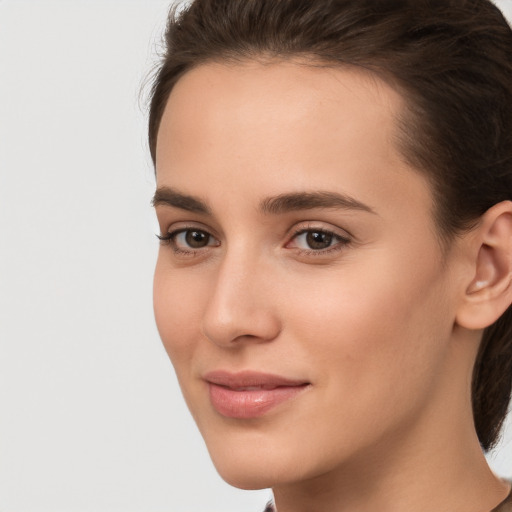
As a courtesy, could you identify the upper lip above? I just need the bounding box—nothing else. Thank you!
[204,370,309,390]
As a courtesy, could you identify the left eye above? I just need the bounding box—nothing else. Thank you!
[158,228,220,251]
[290,229,348,251]
[175,229,213,249]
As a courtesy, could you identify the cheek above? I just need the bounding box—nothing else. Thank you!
[280,249,453,415]
[153,256,205,368]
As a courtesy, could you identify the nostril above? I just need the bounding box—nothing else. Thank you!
[201,309,281,347]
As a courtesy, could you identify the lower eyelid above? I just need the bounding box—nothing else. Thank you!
[300,242,347,254]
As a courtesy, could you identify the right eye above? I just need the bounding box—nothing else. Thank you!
[157,228,220,253]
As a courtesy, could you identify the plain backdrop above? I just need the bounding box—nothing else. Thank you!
[0,1,510,511]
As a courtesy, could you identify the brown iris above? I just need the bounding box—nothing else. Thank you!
[185,230,210,248]
[306,231,333,250]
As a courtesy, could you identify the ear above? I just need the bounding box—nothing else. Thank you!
[456,201,512,330]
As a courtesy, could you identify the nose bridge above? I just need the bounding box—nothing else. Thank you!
[201,242,280,346]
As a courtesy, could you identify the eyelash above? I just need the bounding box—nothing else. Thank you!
[157,225,351,257]
[156,227,218,256]
[287,227,351,256]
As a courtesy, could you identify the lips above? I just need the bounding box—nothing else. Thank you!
[204,370,310,419]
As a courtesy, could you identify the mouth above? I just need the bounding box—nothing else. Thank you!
[204,370,311,419]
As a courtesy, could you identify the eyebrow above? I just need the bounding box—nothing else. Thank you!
[260,191,376,215]
[152,187,375,216]
[152,186,211,215]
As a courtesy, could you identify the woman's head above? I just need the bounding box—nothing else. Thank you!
[149,0,512,481]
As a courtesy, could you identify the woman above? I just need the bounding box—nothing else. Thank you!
[148,0,512,510]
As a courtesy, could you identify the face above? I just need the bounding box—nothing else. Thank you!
[153,61,462,489]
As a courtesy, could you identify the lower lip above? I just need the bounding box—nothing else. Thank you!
[208,383,308,419]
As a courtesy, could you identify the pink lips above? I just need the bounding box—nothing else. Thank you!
[204,370,310,419]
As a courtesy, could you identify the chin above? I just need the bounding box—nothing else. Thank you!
[204,435,282,489]
[202,428,336,491]
[218,471,274,491]
[211,455,292,490]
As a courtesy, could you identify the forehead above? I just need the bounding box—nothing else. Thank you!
[155,60,433,226]
[157,60,404,168]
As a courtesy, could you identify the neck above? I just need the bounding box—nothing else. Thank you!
[273,438,508,512]
[272,422,509,512]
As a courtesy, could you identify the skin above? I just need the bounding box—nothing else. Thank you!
[153,61,512,512]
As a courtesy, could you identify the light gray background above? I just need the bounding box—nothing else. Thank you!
[0,1,510,511]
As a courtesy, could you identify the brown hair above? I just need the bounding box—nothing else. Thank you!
[148,0,512,451]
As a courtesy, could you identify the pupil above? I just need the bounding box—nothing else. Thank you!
[186,230,209,248]
[306,231,332,249]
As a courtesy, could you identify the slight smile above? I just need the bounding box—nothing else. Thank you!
[204,371,311,419]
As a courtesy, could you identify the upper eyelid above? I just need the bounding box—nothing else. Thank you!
[158,220,352,244]
[288,221,353,240]
[166,226,220,243]
[160,221,220,238]
[292,226,347,237]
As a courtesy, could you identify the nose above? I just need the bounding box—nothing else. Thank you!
[201,251,282,347]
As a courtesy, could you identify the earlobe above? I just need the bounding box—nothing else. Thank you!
[456,201,512,330]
